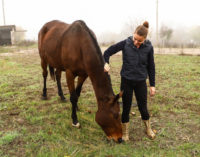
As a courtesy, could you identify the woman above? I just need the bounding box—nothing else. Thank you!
[103,21,156,141]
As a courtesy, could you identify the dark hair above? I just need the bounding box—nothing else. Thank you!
[134,21,149,38]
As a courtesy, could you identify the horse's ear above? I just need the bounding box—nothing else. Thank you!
[113,91,123,104]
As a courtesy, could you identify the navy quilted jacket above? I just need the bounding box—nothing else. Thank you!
[103,36,155,86]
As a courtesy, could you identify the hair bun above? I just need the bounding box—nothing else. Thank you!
[143,21,149,29]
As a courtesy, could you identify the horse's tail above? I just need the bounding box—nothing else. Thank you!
[49,65,55,81]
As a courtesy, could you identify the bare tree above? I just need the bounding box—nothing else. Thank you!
[121,18,144,37]
[160,25,173,47]
[98,18,155,46]
[120,18,153,40]
[190,26,200,46]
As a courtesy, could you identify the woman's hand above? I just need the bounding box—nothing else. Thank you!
[149,87,156,96]
[104,63,110,72]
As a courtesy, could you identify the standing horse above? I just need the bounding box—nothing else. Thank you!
[38,20,122,142]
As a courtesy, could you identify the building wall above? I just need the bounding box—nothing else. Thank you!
[0,30,12,45]
[11,31,26,44]
[0,25,26,45]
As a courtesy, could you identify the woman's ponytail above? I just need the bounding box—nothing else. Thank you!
[134,21,149,39]
[143,21,149,29]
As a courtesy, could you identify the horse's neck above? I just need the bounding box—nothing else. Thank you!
[81,33,114,104]
[88,69,114,105]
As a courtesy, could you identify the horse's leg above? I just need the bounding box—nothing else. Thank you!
[66,70,80,128]
[75,75,88,110]
[55,69,66,101]
[76,75,88,97]
[41,59,48,100]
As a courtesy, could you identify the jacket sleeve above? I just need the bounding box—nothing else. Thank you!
[147,46,155,87]
[103,40,126,64]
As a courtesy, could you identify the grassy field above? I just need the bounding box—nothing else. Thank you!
[0,43,37,54]
[0,48,200,157]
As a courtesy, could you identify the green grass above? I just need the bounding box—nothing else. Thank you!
[0,131,20,146]
[0,48,200,157]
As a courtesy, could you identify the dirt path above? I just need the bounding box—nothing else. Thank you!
[0,48,38,57]
[101,46,200,56]
[1,47,200,57]
[154,47,200,55]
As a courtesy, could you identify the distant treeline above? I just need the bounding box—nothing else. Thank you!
[98,19,200,48]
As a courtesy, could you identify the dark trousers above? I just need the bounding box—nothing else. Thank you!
[121,77,150,123]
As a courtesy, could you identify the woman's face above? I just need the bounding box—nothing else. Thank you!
[133,33,145,48]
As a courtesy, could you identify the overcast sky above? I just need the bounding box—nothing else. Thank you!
[0,0,199,39]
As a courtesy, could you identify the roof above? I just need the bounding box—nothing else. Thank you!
[0,25,16,31]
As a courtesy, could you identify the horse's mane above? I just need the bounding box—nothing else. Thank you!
[59,20,114,94]
[76,20,105,66]
[59,20,104,66]
[77,20,114,95]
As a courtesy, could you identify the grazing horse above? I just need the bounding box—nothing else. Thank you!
[38,20,122,142]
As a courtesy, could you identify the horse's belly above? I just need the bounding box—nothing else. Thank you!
[62,60,86,76]
[46,55,65,70]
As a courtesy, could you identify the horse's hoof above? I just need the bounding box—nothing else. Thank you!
[41,96,47,100]
[118,138,123,143]
[60,98,67,102]
[72,122,81,128]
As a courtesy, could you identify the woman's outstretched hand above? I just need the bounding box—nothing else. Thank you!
[104,63,110,72]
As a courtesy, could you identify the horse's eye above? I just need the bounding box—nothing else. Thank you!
[113,113,119,119]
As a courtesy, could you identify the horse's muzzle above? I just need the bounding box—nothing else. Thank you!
[118,137,122,143]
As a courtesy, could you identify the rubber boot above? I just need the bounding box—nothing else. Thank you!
[122,122,129,141]
[143,119,156,139]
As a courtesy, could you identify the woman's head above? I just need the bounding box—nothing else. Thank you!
[133,21,149,48]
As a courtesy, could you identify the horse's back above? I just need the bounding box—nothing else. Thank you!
[38,20,70,68]
[38,20,100,76]
[59,21,91,75]
[38,20,69,53]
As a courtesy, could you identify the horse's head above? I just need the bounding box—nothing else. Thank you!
[95,92,123,143]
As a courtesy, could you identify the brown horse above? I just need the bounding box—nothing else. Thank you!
[38,20,122,142]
